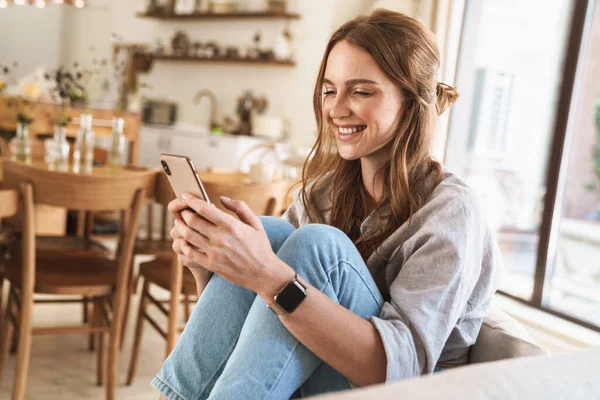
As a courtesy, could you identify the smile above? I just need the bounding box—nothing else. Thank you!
[336,125,367,135]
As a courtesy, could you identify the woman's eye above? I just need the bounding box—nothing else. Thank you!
[354,91,372,97]
[323,90,336,96]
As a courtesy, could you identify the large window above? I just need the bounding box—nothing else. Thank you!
[547,3,600,327]
[446,0,599,330]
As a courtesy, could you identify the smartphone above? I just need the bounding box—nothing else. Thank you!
[159,153,211,204]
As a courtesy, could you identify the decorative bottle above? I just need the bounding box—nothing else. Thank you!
[109,117,126,167]
[72,113,95,173]
[10,121,32,164]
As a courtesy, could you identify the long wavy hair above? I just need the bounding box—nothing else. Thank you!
[301,9,459,262]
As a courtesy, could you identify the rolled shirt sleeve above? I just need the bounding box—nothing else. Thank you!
[369,191,494,381]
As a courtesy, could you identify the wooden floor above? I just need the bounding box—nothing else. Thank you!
[1,284,598,399]
[0,284,170,399]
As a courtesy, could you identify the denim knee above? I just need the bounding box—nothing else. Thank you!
[284,223,354,254]
[259,216,296,253]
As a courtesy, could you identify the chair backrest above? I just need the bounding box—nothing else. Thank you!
[2,160,155,277]
[0,189,19,250]
[202,178,292,217]
[470,305,550,363]
[142,171,176,243]
[0,189,19,222]
[2,160,154,212]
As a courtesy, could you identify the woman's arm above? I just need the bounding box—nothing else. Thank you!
[188,267,213,297]
[172,194,387,386]
[257,263,387,387]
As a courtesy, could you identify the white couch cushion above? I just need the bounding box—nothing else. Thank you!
[311,346,600,400]
[470,305,549,363]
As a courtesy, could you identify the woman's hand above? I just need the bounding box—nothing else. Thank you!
[171,193,295,298]
[168,198,206,270]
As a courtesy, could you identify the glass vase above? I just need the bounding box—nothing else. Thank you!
[53,125,70,171]
[10,122,32,164]
[73,113,96,174]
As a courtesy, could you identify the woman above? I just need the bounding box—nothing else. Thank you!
[152,9,504,400]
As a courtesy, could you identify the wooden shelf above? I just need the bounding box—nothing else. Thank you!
[136,11,300,20]
[152,54,295,66]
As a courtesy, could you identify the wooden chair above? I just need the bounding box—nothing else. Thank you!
[0,189,19,380]
[125,173,292,384]
[0,160,153,400]
[203,176,293,217]
[125,171,198,385]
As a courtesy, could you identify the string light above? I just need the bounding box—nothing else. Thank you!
[0,0,87,7]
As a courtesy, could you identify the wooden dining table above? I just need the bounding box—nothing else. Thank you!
[0,158,296,235]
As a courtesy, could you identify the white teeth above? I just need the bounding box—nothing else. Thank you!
[338,126,366,135]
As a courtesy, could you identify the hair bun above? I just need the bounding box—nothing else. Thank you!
[436,82,459,115]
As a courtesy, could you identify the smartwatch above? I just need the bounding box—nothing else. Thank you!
[267,273,308,315]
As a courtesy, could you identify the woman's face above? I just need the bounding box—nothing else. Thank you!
[322,40,403,168]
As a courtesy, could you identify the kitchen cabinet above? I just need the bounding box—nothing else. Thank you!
[139,125,277,237]
[139,125,272,171]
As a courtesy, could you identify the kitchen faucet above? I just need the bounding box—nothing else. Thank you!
[193,89,218,131]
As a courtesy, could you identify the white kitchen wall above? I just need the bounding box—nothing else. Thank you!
[0,6,65,80]
[1,0,444,150]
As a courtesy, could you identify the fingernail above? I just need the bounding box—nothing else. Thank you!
[182,193,190,202]
[220,196,231,202]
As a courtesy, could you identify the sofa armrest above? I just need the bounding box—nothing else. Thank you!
[470,305,549,363]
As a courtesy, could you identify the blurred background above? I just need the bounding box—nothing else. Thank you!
[0,0,599,398]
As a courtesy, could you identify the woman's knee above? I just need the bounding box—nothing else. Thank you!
[283,224,354,253]
[259,216,296,253]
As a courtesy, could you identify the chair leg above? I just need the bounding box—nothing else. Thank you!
[96,298,106,386]
[83,296,89,323]
[0,282,13,384]
[183,295,191,323]
[12,283,34,400]
[9,289,20,355]
[166,257,183,357]
[88,298,96,352]
[106,257,132,400]
[86,299,101,351]
[119,256,138,352]
[126,279,149,385]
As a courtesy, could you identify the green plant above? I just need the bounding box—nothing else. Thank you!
[6,96,35,125]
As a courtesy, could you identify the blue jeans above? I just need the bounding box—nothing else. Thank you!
[151,217,385,400]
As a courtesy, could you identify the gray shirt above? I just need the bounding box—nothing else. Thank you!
[281,169,505,382]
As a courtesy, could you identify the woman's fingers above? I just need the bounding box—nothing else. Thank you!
[182,193,238,228]
[174,219,210,251]
[219,197,262,230]
[180,209,219,239]
[179,240,210,270]
[167,198,187,219]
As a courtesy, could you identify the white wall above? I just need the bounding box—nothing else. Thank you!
[1,0,440,149]
[0,6,65,79]
[74,0,339,148]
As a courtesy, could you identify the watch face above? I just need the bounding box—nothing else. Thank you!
[276,280,307,313]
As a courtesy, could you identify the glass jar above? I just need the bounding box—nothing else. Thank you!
[109,117,126,167]
[10,121,32,164]
[52,124,70,171]
[72,113,95,174]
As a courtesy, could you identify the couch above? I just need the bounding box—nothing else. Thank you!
[313,306,600,399]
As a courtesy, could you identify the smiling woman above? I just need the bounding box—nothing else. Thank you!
[152,9,503,400]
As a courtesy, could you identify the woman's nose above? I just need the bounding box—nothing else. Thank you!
[328,96,351,119]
